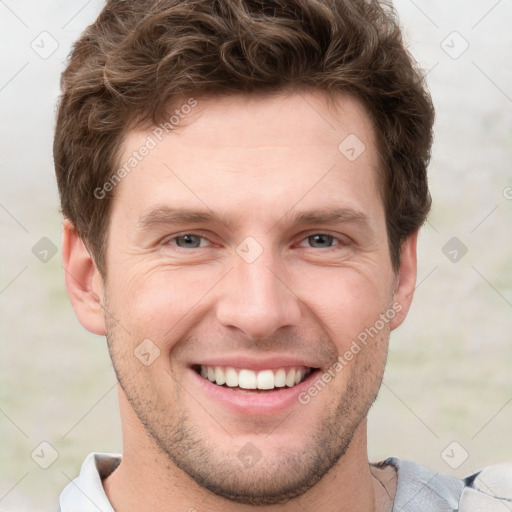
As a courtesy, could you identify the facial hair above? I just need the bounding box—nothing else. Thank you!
[104,298,389,505]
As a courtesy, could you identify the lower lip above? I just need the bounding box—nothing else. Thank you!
[189,368,321,416]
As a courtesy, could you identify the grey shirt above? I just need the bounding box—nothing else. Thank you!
[59,453,512,511]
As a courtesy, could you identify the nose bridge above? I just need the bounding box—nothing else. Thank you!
[215,245,301,339]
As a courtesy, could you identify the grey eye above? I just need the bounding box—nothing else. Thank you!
[307,234,334,248]
[174,234,203,248]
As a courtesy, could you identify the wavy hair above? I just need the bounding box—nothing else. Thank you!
[54,0,434,274]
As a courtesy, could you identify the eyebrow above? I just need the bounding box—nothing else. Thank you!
[137,207,229,230]
[136,206,371,232]
[286,208,371,228]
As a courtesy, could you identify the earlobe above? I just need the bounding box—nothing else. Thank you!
[62,220,106,335]
[390,231,418,331]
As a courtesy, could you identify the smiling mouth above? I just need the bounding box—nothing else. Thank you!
[192,364,317,392]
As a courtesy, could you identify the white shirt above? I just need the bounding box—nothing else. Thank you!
[59,453,512,511]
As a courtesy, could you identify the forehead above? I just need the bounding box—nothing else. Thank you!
[113,91,383,229]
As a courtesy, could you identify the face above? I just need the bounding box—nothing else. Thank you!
[75,91,415,505]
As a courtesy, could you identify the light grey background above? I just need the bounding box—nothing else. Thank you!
[1,0,511,510]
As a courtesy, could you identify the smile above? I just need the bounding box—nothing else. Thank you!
[193,365,315,391]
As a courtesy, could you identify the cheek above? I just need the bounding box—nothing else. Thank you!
[292,265,394,353]
[107,264,222,346]
[106,252,394,354]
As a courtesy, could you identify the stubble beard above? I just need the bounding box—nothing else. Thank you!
[104,309,388,505]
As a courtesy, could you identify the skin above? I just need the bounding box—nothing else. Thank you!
[63,90,417,511]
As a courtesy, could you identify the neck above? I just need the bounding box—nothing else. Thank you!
[104,389,387,512]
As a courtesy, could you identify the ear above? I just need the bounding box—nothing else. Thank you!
[62,220,106,335]
[390,231,418,330]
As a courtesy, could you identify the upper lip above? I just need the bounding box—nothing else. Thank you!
[191,355,321,371]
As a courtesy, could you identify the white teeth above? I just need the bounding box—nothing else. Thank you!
[257,370,275,390]
[198,365,312,390]
[274,369,286,387]
[285,368,296,387]
[238,369,257,389]
[214,366,225,385]
[225,367,238,387]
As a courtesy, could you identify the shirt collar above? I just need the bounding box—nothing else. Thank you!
[59,452,121,512]
[60,453,468,512]
[383,457,464,511]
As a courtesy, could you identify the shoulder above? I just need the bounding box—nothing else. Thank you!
[459,464,512,511]
[378,457,512,512]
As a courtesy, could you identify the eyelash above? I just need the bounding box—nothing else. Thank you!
[164,232,351,251]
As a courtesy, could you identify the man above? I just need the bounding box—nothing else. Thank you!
[54,0,511,510]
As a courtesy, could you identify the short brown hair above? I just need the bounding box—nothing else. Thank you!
[54,0,434,275]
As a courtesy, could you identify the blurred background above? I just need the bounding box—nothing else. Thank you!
[0,0,511,510]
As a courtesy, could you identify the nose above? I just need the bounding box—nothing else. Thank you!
[215,249,302,340]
